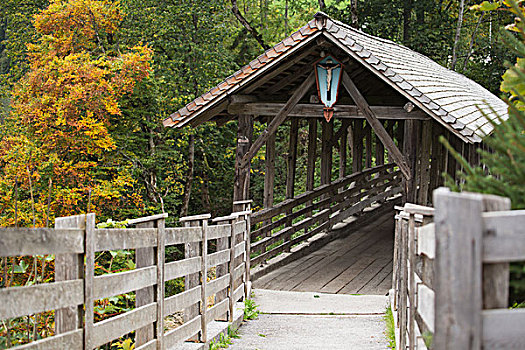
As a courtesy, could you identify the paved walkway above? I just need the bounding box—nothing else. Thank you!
[229,289,389,350]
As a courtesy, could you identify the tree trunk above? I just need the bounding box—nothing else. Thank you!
[462,13,484,71]
[318,0,326,10]
[451,0,466,71]
[180,133,195,217]
[403,0,412,43]
[350,0,358,28]
[231,0,269,50]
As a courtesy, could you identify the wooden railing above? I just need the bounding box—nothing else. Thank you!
[250,163,403,267]
[393,188,525,350]
[0,206,251,350]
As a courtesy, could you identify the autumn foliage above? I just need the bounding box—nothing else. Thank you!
[0,0,152,225]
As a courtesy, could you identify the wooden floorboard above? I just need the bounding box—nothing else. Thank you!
[253,212,395,295]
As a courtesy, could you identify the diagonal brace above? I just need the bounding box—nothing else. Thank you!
[239,71,316,169]
[341,71,411,179]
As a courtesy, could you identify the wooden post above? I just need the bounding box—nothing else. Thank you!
[446,133,457,183]
[352,120,363,173]
[234,115,254,206]
[135,220,155,346]
[408,213,416,350]
[237,201,252,299]
[481,194,511,309]
[417,121,432,205]
[433,188,484,350]
[200,219,208,342]
[155,216,166,349]
[339,120,349,179]
[375,121,385,166]
[263,120,276,229]
[403,120,419,203]
[429,124,443,200]
[285,119,299,232]
[54,215,87,334]
[321,119,333,185]
[398,213,408,350]
[365,123,372,168]
[83,214,96,350]
[306,119,317,216]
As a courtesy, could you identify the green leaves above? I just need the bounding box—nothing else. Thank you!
[470,1,501,12]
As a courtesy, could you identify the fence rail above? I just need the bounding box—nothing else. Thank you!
[393,188,525,350]
[250,163,402,266]
[0,202,252,350]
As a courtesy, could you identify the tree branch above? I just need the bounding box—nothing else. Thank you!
[231,0,269,50]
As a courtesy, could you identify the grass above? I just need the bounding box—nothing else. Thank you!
[209,326,240,350]
[384,307,395,350]
[243,298,260,321]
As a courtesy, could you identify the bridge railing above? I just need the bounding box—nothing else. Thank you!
[250,163,403,267]
[0,207,251,349]
[393,188,525,350]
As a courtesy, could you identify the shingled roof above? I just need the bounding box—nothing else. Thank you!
[163,13,508,143]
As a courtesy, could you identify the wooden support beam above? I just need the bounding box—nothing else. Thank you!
[403,120,419,203]
[418,121,432,205]
[321,120,333,185]
[352,120,363,173]
[429,124,443,199]
[228,103,429,120]
[234,115,254,204]
[306,119,317,192]
[341,71,411,179]
[263,120,276,229]
[339,120,349,179]
[365,123,372,168]
[286,119,299,200]
[375,121,385,165]
[239,72,315,169]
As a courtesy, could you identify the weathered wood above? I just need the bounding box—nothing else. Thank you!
[127,213,168,225]
[234,114,254,204]
[484,236,525,263]
[165,227,202,245]
[206,299,229,324]
[417,223,435,259]
[208,249,230,268]
[403,120,419,202]
[364,123,372,168]
[163,315,200,345]
[352,120,363,173]
[263,122,276,228]
[54,215,85,334]
[165,257,201,281]
[482,308,525,349]
[164,286,201,316]
[321,119,333,186]
[0,280,84,320]
[342,71,411,179]
[446,133,457,182]
[286,118,299,201]
[206,274,229,298]
[91,304,157,349]
[207,224,231,240]
[228,103,430,120]
[10,330,83,350]
[306,118,318,215]
[339,120,349,179]
[156,217,165,349]
[93,267,156,300]
[95,228,157,251]
[408,214,416,350]
[375,121,385,166]
[200,219,208,342]
[417,283,435,333]
[135,220,155,346]
[228,217,237,320]
[481,195,511,310]
[239,72,315,169]
[183,220,201,325]
[399,211,408,350]
[433,188,483,350]
[0,228,84,257]
[418,121,432,205]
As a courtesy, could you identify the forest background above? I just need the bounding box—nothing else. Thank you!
[0,0,515,226]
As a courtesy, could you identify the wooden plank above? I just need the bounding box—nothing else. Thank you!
[233,114,253,204]
[403,120,419,202]
[10,329,83,350]
[164,286,201,316]
[429,123,442,196]
[399,211,408,350]
[418,121,432,205]
[321,119,333,186]
[482,210,525,235]
[306,119,317,200]
[342,71,410,179]
[164,315,201,345]
[91,303,157,348]
[375,121,385,166]
[134,340,156,350]
[339,120,349,179]
[408,214,417,350]
[93,267,156,300]
[95,228,157,251]
[127,213,168,225]
[208,249,230,268]
[239,72,315,169]
[481,195,512,310]
[0,280,83,320]
[207,224,231,240]
[165,257,201,281]
[415,254,434,289]
[206,274,230,298]
[228,103,430,119]
[228,218,237,320]
[352,120,363,173]
[200,219,208,342]
[84,214,96,350]
[207,299,229,322]
[234,241,246,258]
[364,123,372,168]
[183,221,201,324]
[156,217,165,349]
[417,283,435,333]
[417,223,435,259]
[286,118,299,200]
[54,214,85,334]
[484,235,525,263]
[403,203,435,216]
[482,308,525,349]
[433,188,483,350]
[0,228,84,257]
[263,124,276,227]
[135,220,155,346]
[165,227,202,245]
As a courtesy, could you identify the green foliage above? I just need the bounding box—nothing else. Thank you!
[243,298,260,321]
[209,327,239,350]
[384,307,395,349]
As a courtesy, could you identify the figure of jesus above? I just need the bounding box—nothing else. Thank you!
[317,58,340,102]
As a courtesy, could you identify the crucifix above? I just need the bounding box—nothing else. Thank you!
[318,58,339,102]
[315,55,343,122]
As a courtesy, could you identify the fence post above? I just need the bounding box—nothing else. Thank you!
[180,214,210,343]
[156,216,166,350]
[54,214,88,334]
[234,200,252,299]
[84,214,96,350]
[408,213,416,350]
[135,219,155,346]
[433,188,484,350]
[399,212,408,350]
[480,194,511,309]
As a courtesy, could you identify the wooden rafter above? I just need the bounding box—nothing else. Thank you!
[239,72,316,169]
[342,71,411,179]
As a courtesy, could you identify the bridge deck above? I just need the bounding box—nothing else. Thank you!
[253,213,394,295]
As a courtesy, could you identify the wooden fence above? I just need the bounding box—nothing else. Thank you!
[250,163,402,266]
[392,187,525,350]
[0,203,252,350]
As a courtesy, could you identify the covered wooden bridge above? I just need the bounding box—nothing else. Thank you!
[164,13,507,294]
